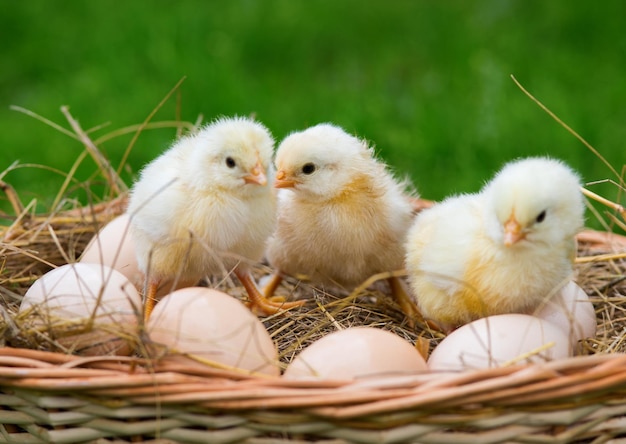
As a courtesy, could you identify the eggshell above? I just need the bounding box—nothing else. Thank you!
[147,287,279,376]
[80,214,142,289]
[534,281,596,350]
[283,327,428,380]
[20,263,141,356]
[428,314,571,372]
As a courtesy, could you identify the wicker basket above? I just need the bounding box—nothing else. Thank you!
[1,347,626,444]
[2,196,626,443]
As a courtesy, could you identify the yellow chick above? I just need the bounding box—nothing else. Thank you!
[264,123,421,320]
[405,157,585,332]
[126,116,303,319]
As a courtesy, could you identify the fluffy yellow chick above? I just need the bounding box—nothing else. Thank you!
[126,116,303,320]
[264,123,421,320]
[405,157,585,332]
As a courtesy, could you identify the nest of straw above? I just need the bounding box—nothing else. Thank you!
[2,188,625,361]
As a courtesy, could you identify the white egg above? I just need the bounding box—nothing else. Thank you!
[428,314,571,372]
[80,214,142,289]
[147,287,279,377]
[534,281,596,351]
[20,263,141,356]
[283,327,428,380]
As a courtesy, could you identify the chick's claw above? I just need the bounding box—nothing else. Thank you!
[235,268,304,315]
[248,296,306,316]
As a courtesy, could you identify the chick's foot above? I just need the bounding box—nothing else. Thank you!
[236,268,305,315]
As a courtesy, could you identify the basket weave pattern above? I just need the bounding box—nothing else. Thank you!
[2,348,626,443]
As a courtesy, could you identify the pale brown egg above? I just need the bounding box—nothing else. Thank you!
[283,327,428,380]
[20,263,141,356]
[80,214,142,289]
[427,314,571,372]
[146,287,279,376]
[534,281,596,351]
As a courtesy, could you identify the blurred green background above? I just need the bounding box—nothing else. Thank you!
[1,1,625,230]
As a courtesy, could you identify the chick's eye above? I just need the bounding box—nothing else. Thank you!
[301,162,316,175]
[535,210,547,223]
[225,157,236,168]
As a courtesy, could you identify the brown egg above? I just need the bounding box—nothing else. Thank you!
[80,214,142,289]
[534,281,596,351]
[147,287,279,376]
[283,327,428,380]
[20,263,141,356]
[427,314,571,372]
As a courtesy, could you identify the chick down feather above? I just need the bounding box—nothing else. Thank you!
[405,156,585,332]
[266,123,417,288]
[126,116,277,312]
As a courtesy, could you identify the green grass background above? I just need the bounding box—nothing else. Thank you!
[1,1,625,230]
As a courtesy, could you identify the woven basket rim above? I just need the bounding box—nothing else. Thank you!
[1,346,626,415]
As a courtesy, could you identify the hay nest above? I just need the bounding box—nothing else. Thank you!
[2,178,626,363]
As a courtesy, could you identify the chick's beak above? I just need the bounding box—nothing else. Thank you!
[244,162,267,186]
[503,215,524,246]
[274,169,297,188]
